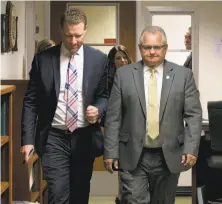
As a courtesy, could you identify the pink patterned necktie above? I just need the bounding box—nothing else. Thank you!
[64,55,78,132]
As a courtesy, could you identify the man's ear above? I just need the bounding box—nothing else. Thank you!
[84,24,88,31]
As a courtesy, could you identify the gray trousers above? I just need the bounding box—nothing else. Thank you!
[119,148,180,204]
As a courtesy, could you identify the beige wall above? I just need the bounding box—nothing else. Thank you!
[0,1,50,80]
[1,1,26,79]
[68,5,117,44]
[35,1,45,42]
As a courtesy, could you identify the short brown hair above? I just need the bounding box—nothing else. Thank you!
[60,8,87,29]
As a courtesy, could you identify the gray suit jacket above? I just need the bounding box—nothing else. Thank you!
[103,60,202,173]
[183,53,192,69]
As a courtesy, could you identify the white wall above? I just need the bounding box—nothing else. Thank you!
[198,3,222,118]
[1,1,26,79]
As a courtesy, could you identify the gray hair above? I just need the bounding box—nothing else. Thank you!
[60,8,87,29]
[139,26,167,44]
[36,39,55,53]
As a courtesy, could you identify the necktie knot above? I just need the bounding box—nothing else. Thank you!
[69,54,75,62]
[149,68,157,75]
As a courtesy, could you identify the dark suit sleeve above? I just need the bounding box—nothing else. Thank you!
[93,55,109,118]
[183,70,202,157]
[103,70,122,159]
[21,55,39,146]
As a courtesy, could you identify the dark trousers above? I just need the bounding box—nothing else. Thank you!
[41,127,95,204]
[120,148,180,204]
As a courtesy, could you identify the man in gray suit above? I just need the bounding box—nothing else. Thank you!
[184,27,192,69]
[103,26,202,204]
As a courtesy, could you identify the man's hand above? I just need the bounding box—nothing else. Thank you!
[181,154,197,167]
[104,159,118,174]
[20,145,34,164]
[86,105,99,124]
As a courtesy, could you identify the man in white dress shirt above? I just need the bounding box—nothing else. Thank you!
[21,8,108,204]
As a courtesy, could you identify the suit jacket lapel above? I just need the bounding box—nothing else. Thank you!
[52,44,61,99]
[82,45,91,105]
[159,60,175,122]
[132,61,146,118]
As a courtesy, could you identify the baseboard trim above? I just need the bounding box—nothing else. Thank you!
[176,186,192,196]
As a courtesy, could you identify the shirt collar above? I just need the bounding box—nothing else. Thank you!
[144,62,164,74]
[61,43,83,58]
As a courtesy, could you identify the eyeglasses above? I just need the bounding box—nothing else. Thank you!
[140,44,167,51]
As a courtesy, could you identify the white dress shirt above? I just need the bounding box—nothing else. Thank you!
[52,44,88,130]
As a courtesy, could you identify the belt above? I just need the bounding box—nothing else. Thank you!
[51,125,93,135]
[143,147,162,153]
[51,127,73,135]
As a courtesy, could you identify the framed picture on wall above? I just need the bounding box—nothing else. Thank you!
[1,14,7,53]
[5,1,11,52]
[12,16,18,51]
[7,1,16,51]
[1,1,18,53]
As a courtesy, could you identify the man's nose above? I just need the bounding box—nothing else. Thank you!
[70,37,77,44]
[150,48,155,54]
